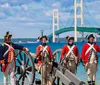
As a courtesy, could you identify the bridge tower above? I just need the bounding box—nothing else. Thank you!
[52,9,59,42]
[74,0,84,42]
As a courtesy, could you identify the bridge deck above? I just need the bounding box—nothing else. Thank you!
[48,27,100,39]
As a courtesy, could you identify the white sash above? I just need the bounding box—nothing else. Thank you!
[85,43,96,55]
[3,43,14,57]
[66,45,75,57]
[40,45,48,54]
[43,46,48,53]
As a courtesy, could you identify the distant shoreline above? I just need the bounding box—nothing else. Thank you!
[0,37,100,43]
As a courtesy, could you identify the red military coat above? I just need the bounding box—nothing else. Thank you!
[82,43,100,65]
[60,45,80,61]
[36,45,54,66]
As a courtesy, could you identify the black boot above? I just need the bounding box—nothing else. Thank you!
[92,81,95,85]
[88,81,92,85]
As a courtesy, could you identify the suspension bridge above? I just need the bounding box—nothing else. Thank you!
[48,0,100,42]
[48,27,100,40]
[0,0,99,85]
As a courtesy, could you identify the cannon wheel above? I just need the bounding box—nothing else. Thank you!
[51,48,62,84]
[15,51,35,85]
[53,48,62,63]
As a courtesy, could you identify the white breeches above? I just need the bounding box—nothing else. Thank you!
[85,62,97,81]
[4,61,16,85]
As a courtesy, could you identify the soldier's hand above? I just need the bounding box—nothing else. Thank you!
[2,63,5,67]
[82,63,85,66]
[50,62,53,65]
[63,60,66,64]
[23,47,29,52]
[30,52,35,58]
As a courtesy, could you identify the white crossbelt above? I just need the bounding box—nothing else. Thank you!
[65,45,78,64]
[3,43,14,58]
[85,43,96,55]
[66,45,75,57]
[40,45,48,53]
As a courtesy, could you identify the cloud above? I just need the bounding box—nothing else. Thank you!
[0,0,99,38]
[33,0,41,3]
[84,0,100,14]
[0,12,6,19]
[0,3,17,17]
[61,0,73,8]
[0,19,52,38]
[44,10,52,17]
[21,4,28,11]
[83,0,100,26]
[95,15,100,20]
[60,12,70,20]
[1,3,10,8]
[52,2,61,7]
[0,0,33,6]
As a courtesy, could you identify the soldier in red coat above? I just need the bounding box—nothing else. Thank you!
[82,34,100,85]
[60,36,80,74]
[36,35,54,85]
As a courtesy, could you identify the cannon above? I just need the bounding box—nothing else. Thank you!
[12,48,86,85]
[52,48,86,85]
[14,50,36,85]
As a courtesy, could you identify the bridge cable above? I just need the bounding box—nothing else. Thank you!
[65,1,74,27]
[84,0,99,27]
[83,5,93,27]
[66,9,74,27]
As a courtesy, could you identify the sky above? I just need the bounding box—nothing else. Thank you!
[0,0,100,38]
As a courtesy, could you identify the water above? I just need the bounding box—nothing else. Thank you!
[0,42,100,84]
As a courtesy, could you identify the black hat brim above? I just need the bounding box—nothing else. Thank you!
[87,34,95,40]
[68,37,74,41]
[40,35,48,41]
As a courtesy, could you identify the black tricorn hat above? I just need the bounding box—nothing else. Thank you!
[4,31,12,39]
[86,34,95,40]
[40,35,48,41]
[66,36,74,41]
